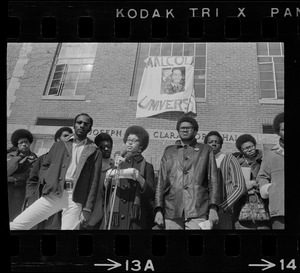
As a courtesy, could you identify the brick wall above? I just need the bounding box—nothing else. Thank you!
[7,42,284,170]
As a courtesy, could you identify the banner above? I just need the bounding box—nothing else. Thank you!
[136,56,196,118]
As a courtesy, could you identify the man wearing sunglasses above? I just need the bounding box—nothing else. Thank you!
[10,113,102,230]
[154,116,220,230]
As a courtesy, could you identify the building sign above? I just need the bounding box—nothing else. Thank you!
[136,56,196,118]
[88,127,279,145]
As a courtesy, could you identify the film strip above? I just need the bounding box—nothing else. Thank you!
[7,0,300,272]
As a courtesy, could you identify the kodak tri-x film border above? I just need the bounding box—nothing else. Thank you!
[7,1,299,272]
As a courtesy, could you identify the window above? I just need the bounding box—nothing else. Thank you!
[36,118,74,126]
[45,43,98,97]
[257,43,284,99]
[131,43,206,99]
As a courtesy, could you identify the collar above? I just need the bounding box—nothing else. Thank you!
[175,138,198,148]
[130,153,144,163]
[271,143,284,156]
[68,134,87,145]
[215,151,225,159]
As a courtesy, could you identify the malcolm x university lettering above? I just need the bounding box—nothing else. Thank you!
[136,56,196,118]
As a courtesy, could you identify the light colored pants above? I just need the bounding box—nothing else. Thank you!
[165,218,206,230]
[10,190,82,230]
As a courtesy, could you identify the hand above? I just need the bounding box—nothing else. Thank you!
[114,155,124,167]
[7,176,16,183]
[80,210,91,224]
[131,168,139,180]
[131,169,146,189]
[246,180,257,190]
[154,211,164,227]
[208,207,219,225]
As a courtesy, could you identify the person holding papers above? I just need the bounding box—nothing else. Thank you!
[101,126,155,230]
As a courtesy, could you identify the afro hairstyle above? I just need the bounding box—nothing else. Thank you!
[94,133,113,148]
[54,127,73,142]
[123,125,149,152]
[176,116,199,132]
[11,129,33,147]
[273,112,284,134]
[235,134,257,151]
[204,131,224,146]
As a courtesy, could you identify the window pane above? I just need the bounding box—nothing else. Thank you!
[67,64,81,72]
[194,69,205,80]
[149,43,161,56]
[61,89,75,96]
[194,84,205,98]
[139,43,150,57]
[55,64,66,72]
[260,72,273,81]
[276,81,284,90]
[275,72,284,81]
[195,57,205,69]
[260,81,274,90]
[48,88,59,95]
[257,43,268,55]
[50,80,60,88]
[273,57,284,63]
[258,57,272,63]
[78,72,91,80]
[275,63,284,71]
[81,64,93,72]
[277,91,284,99]
[53,71,63,80]
[76,81,88,95]
[261,90,275,98]
[161,43,172,56]
[83,58,95,64]
[65,73,79,81]
[269,43,281,55]
[68,59,82,65]
[172,43,183,56]
[184,43,194,56]
[259,63,273,71]
[195,43,206,56]
[63,81,76,90]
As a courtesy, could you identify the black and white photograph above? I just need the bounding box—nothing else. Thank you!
[7,42,285,231]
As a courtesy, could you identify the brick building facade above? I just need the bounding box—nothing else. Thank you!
[7,42,284,172]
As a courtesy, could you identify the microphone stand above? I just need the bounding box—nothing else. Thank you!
[107,162,120,230]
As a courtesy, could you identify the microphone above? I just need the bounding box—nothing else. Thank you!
[114,150,133,168]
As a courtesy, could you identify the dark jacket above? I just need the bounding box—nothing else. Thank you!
[7,150,37,221]
[102,154,155,230]
[40,137,102,212]
[155,138,220,220]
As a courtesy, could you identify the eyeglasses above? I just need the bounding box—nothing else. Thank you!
[126,138,139,144]
[179,126,193,132]
[18,140,30,145]
[76,121,91,126]
[242,145,255,152]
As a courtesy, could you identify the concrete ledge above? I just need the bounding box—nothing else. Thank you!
[42,95,86,101]
[259,99,284,105]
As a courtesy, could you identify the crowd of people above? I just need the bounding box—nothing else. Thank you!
[7,112,284,230]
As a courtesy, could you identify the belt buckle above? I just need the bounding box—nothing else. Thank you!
[66,181,73,190]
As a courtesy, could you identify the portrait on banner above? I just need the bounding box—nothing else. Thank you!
[161,67,186,95]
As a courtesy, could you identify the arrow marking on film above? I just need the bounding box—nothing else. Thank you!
[94,259,122,271]
[249,259,276,271]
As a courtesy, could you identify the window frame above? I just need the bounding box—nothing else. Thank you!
[43,43,97,100]
[257,42,284,104]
